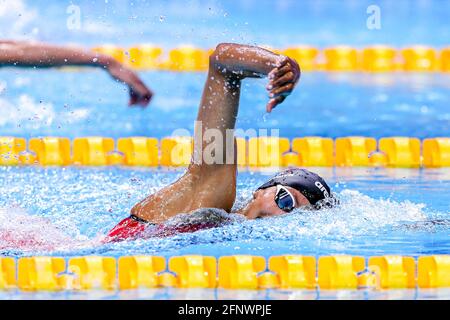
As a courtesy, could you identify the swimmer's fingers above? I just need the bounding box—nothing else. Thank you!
[128,95,137,107]
[277,57,301,82]
[266,77,295,113]
[266,56,300,113]
[270,64,292,79]
[267,71,295,90]
[138,91,153,107]
[275,56,291,68]
[128,86,153,107]
[266,95,286,113]
[267,60,300,89]
[266,71,293,95]
[128,88,141,107]
[270,82,294,98]
[268,64,290,82]
[267,82,293,112]
[268,68,277,80]
[108,60,152,107]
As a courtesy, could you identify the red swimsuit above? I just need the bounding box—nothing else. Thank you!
[104,215,150,242]
[104,214,228,243]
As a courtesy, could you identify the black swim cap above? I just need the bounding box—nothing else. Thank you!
[256,168,336,208]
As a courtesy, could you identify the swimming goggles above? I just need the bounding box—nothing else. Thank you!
[274,185,296,212]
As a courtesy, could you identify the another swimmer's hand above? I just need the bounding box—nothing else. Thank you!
[105,59,153,107]
[265,56,300,113]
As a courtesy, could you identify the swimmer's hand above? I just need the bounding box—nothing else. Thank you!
[265,56,300,113]
[0,41,153,106]
[106,59,153,107]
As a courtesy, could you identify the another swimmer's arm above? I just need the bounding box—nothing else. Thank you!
[0,41,152,106]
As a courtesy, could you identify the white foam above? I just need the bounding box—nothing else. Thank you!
[0,188,434,254]
[0,94,55,127]
[0,80,6,93]
[0,94,89,128]
[0,206,91,253]
[215,189,430,242]
[13,77,31,87]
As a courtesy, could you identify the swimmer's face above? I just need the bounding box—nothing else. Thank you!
[239,186,311,219]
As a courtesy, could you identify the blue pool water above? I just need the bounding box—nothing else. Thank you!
[0,0,449,300]
[0,165,449,259]
[1,70,449,139]
[1,69,449,261]
[0,65,449,268]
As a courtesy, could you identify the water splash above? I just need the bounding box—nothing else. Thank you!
[0,165,447,258]
[178,189,428,243]
[0,94,55,127]
[0,206,93,254]
[3,188,432,255]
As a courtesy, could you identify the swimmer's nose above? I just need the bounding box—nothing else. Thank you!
[253,189,263,199]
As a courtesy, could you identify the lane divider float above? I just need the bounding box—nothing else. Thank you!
[89,45,450,72]
[1,255,449,291]
[1,136,449,168]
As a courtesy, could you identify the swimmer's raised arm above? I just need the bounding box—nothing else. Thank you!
[190,43,301,204]
[0,40,152,106]
[128,43,300,225]
[191,43,300,184]
[208,43,301,112]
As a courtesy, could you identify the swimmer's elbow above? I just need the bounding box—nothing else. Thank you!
[213,43,234,54]
[209,43,235,68]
